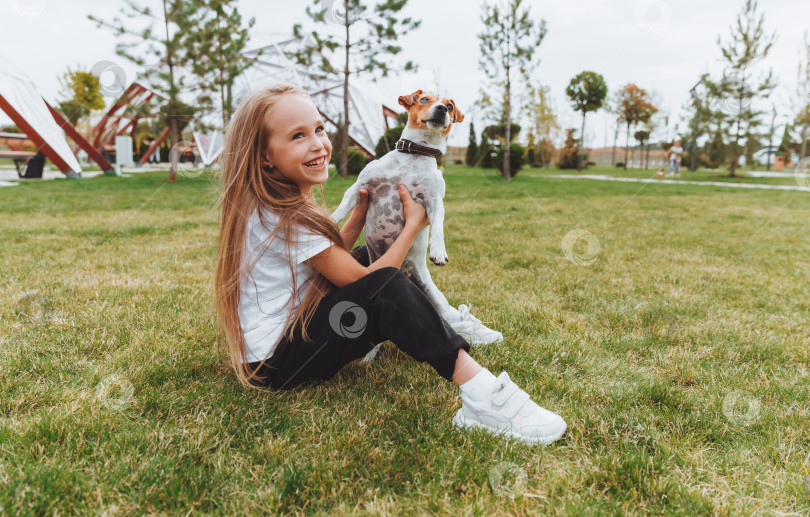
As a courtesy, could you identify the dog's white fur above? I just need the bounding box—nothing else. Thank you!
[330,94,464,359]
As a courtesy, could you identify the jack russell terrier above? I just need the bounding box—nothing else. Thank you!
[330,89,503,360]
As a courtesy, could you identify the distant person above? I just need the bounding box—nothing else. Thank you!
[667,139,683,177]
[144,137,160,163]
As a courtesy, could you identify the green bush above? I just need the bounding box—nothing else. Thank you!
[495,143,526,177]
[375,127,404,158]
[480,143,496,168]
[556,129,580,169]
[331,149,368,175]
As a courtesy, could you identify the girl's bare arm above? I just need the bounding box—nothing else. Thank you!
[308,185,429,288]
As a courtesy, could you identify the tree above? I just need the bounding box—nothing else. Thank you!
[182,0,255,128]
[716,0,776,177]
[565,71,607,171]
[523,83,559,142]
[90,0,202,182]
[479,0,547,180]
[482,123,521,147]
[792,31,810,161]
[634,130,649,169]
[56,67,105,130]
[465,123,479,167]
[290,0,419,178]
[613,84,657,170]
[556,129,581,169]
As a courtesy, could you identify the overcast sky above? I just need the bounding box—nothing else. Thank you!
[1,0,808,148]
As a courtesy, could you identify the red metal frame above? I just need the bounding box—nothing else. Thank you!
[138,126,169,164]
[45,101,114,174]
[0,92,76,175]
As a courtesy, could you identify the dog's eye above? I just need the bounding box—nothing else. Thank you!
[446,104,454,111]
[419,97,430,104]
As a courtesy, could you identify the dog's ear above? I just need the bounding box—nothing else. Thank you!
[448,100,465,123]
[398,89,423,108]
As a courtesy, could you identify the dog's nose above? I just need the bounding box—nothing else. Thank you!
[435,104,447,113]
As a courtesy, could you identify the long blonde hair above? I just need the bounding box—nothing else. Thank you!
[215,83,346,389]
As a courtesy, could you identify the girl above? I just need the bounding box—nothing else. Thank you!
[214,83,567,445]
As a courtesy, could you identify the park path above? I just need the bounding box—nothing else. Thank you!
[537,174,809,192]
[0,165,159,187]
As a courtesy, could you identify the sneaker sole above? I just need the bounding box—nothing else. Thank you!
[451,408,567,445]
[455,332,504,346]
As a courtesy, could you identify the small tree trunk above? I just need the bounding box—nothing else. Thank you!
[801,124,808,161]
[578,111,585,172]
[503,64,512,180]
[612,124,618,166]
[730,117,741,178]
[339,2,351,179]
[217,10,226,129]
[169,117,178,183]
[624,122,630,171]
[163,0,176,183]
[645,142,650,169]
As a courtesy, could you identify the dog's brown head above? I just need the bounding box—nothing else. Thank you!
[398,89,464,138]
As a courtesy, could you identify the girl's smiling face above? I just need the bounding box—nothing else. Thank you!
[264,93,332,195]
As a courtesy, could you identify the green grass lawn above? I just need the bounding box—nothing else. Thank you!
[1,165,809,515]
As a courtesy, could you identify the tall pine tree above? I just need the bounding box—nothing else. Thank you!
[90,0,200,182]
[466,123,478,167]
[182,0,255,129]
[478,0,546,180]
[716,0,776,177]
[289,0,420,178]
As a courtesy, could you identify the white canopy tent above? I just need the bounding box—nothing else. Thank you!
[0,55,82,176]
[191,124,224,166]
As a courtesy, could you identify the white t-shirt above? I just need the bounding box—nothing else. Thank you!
[669,145,683,162]
[238,207,334,363]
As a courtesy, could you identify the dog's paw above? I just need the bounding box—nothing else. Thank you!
[429,246,449,266]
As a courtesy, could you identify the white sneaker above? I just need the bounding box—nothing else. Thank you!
[450,304,503,345]
[452,372,567,445]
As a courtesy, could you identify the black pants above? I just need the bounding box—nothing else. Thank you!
[247,245,470,390]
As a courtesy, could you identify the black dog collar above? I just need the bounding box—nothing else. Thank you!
[395,139,443,158]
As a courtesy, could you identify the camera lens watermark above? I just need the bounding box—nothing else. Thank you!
[488,461,527,499]
[169,141,205,178]
[634,0,672,33]
[717,73,752,115]
[95,374,136,411]
[7,0,46,17]
[399,71,439,102]
[328,301,367,338]
[90,60,128,98]
[322,0,367,25]
[722,389,761,427]
[794,157,810,190]
[15,291,55,323]
[561,229,601,266]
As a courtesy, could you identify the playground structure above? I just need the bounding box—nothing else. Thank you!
[1,33,399,179]
[0,56,165,178]
[0,56,83,177]
[0,56,183,179]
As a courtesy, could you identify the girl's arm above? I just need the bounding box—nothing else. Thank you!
[339,188,368,249]
[307,184,429,288]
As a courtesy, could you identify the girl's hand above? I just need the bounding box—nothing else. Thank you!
[356,188,369,214]
[398,184,429,230]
